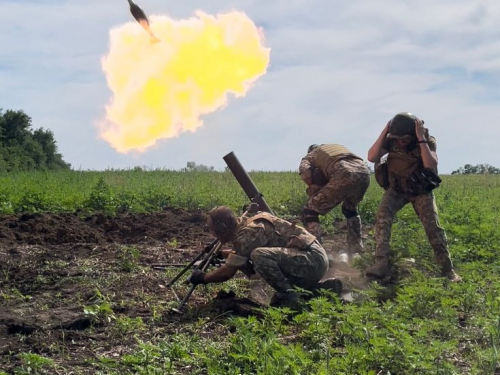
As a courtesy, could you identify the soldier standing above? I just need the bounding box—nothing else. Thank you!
[189,206,342,307]
[365,112,461,282]
[299,144,370,260]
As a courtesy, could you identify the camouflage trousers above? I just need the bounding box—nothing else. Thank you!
[374,188,454,272]
[304,159,370,253]
[250,241,329,293]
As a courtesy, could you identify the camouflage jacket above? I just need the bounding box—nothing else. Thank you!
[299,144,364,182]
[225,212,318,269]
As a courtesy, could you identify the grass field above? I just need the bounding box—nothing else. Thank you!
[1,170,500,374]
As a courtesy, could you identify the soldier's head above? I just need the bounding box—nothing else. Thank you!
[307,144,319,153]
[206,206,238,243]
[388,112,422,147]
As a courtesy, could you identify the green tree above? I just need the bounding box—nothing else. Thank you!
[183,161,215,172]
[0,109,31,145]
[0,108,71,172]
[451,163,500,174]
[32,127,70,169]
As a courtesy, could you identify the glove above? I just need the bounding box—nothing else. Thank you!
[209,254,224,267]
[203,242,216,253]
[189,270,207,285]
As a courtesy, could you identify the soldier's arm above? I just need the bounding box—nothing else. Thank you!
[368,121,390,162]
[416,122,438,171]
[419,135,438,171]
[204,223,270,283]
[299,151,317,185]
[203,264,238,283]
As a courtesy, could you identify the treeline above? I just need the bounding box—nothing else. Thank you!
[183,161,215,172]
[451,163,500,175]
[0,109,70,172]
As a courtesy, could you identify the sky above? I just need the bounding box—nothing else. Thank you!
[1,0,499,173]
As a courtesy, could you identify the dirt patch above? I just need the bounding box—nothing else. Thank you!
[0,208,216,372]
[0,208,207,247]
[0,209,370,373]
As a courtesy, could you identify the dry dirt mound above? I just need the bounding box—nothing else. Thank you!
[0,208,220,373]
[0,209,370,373]
[0,208,207,247]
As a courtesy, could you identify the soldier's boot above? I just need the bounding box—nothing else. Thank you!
[439,258,463,283]
[443,270,462,283]
[312,278,343,297]
[269,290,301,309]
[365,256,391,279]
[346,216,363,261]
[303,209,322,243]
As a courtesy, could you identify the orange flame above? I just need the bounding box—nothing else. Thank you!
[100,10,270,153]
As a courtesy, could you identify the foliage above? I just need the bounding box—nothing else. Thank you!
[0,109,70,172]
[2,171,500,374]
[84,289,116,324]
[117,245,141,272]
[183,161,215,172]
[15,353,55,374]
[452,163,500,175]
[85,177,116,212]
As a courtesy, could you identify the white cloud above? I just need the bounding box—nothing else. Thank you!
[0,0,499,173]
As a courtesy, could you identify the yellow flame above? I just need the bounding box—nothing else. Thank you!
[100,10,270,153]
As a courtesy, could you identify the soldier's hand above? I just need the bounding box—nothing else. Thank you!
[384,120,391,133]
[203,242,216,253]
[209,252,224,266]
[415,118,426,141]
[189,270,207,285]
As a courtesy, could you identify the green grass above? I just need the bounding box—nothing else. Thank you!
[0,169,305,215]
[1,170,500,374]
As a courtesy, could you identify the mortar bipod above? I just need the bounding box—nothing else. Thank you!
[170,240,223,314]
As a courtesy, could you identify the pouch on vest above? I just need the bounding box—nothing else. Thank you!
[311,167,328,185]
[374,160,389,189]
[406,168,442,195]
[226,253,256,278]
[286,233,316,250]
[239,262,256,277]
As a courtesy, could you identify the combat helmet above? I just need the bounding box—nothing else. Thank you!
[388,112,419,138]
[207,206,238,242]
[308,144,320,153]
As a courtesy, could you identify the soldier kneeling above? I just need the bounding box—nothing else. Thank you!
[189,206,342,308]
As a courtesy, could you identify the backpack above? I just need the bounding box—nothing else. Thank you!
[374,158,389,190]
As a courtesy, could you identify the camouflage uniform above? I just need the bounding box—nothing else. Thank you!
[299,144,370,254]
[369,135,456,276]
[225,212,329,292]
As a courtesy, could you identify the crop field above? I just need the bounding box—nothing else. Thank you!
[0,170,500,374]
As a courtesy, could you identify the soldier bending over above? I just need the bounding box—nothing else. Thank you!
[299,144,370,260]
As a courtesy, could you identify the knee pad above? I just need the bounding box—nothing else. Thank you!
[342,206,359,219]
[302,208,319,223]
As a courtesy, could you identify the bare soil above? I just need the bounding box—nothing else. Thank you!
[0,208,368,374]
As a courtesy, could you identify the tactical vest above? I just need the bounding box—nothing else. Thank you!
[387,146,422,178]
[387,144,428,194]
[314,144,362,172]
[243,212,317,250]
[385,128,434,181]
